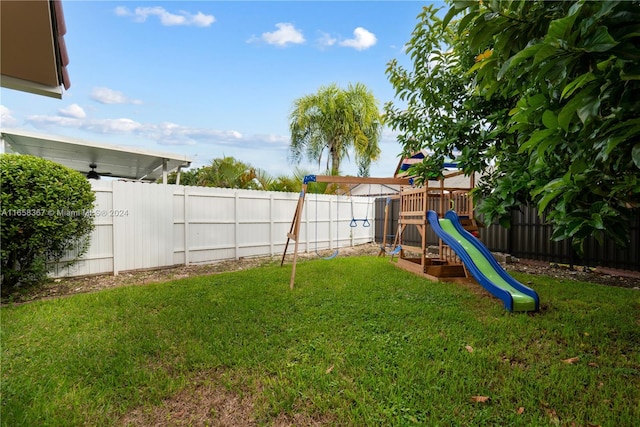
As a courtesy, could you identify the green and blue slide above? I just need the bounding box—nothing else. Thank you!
[427,210,539,312]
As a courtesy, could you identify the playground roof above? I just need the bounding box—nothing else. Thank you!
[394,150,460,178]
[394,150,480,190]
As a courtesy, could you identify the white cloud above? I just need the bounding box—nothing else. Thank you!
[255,23,305,46]
[25,115,143,134]
[114,6,129,17]
[58,104,86,119]
[190,11,216,27]
[251,134,290,147]
[20,109,294,175]
[339,27,377,50]
[25,115,84,128]
[24,112,245,146]
[142,122,243,145]
[316,32,337,49]
[84,118,143,134]
[91,87,142,105]
[0,105,18,127]
[115,6,215,27]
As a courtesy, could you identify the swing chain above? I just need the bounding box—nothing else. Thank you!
[349,184,372,227]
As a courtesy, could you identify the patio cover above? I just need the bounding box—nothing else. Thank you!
[1,129,192,183]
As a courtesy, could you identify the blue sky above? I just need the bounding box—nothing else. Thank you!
[1,1,443,178]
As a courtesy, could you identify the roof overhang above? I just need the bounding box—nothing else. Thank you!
[1,129,192,183]
[0,0,70,99]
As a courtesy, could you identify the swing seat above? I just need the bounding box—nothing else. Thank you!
[389,245,402,255]
[317,249,339,260]
[379,244,401,255]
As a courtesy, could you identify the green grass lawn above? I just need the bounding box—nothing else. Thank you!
[1,257,639,426]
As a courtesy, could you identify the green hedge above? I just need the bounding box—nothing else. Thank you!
[1,154,95,296]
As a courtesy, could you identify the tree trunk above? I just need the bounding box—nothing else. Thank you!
[329,140,341,176]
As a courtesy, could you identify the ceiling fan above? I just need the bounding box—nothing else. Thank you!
[85,163,112,180]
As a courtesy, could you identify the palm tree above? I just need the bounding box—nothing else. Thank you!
[289,82,382,176]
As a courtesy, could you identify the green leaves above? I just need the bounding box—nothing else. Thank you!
[558,88,597,131]
[518,129,555,154]
[541,110,558,129]
[535,178,565,214]
[561,72,596,100]
[633,144,640,169]
[545,2,582,42]
[386,0,639,255]
[580,26,618,52]
[385,3,499,182]
[1,154,96,295]
[497,44,541,81]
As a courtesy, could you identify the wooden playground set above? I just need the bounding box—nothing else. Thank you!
[280,169,479,287]
[383,170,479,281]
[280,164,540,312]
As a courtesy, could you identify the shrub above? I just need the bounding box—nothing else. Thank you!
[0,154,95,296]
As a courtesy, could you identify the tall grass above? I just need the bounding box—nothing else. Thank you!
[1,257,639,426]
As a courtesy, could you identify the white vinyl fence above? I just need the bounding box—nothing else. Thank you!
[51,180,376,278]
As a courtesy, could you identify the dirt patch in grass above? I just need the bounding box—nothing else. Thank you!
[120,373,257,427]
[119,370,334,427]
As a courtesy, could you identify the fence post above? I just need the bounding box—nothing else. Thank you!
[569,237,576,270]
[184,186,190,266]
[111,181,119,276]
[349,196,354,247]
[329,197,334,250]
[235,191,240,260]
[305,193,309,253]
[507,209,514,256]
[369,198,374,243]
[270,193,275,256]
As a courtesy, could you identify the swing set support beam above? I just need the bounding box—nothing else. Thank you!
[304,175,412,185]
[282,175,413,289]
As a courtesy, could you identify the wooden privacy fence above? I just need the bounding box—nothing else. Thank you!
[375,198,640,272]
[51,180,375,278]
